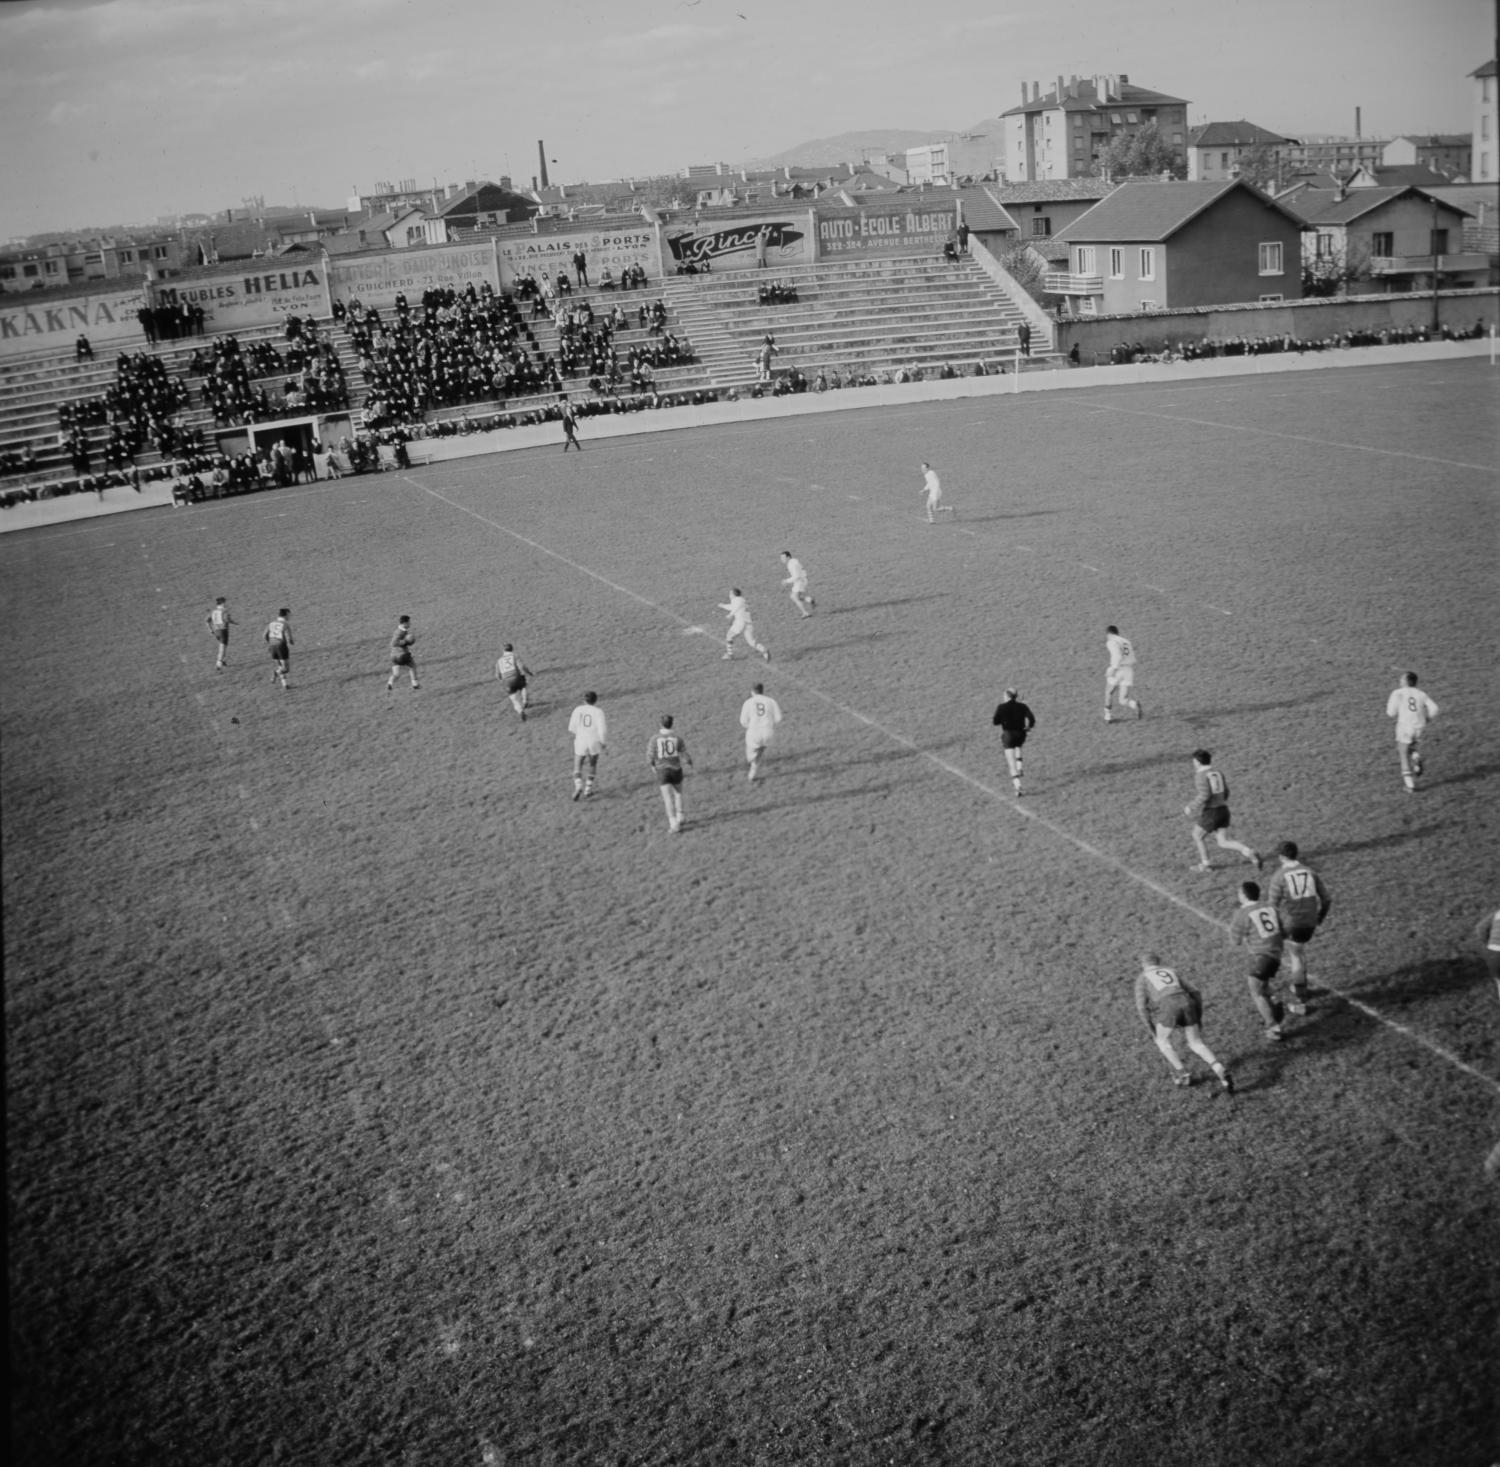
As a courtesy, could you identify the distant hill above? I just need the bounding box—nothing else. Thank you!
[741,129,949,170]
[741,119,1008,171]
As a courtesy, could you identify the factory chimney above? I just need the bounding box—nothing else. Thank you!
[538,141,549,189]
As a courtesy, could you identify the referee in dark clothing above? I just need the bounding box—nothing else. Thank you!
[992,687,1036,796]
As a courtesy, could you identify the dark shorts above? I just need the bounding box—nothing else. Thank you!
[213,629,229,644]
[1196,805,1231,832]
[505,674,526,693]
[1247,954,1281,983]
[1155,990,1202,1029]
[391,650,414,668]
[1000,732,1027,749]
[1286,923,1318,945]
[656,767,683,787]
[268,641,289,663]
[1485,949,1500,980]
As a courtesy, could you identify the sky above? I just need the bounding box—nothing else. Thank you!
[1,0,1492,239]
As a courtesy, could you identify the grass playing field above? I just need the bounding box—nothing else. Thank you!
[5,355,1498,1467]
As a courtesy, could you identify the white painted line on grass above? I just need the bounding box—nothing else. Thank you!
[405,476,1500,1100]
[1071,396,1500,478]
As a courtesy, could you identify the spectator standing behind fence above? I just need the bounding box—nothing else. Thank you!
[1017,321,1032,357]
[572,249,589,288]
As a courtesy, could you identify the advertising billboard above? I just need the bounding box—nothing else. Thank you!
[329,241,500,310]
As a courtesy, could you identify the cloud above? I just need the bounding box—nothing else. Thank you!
[46,99,96,125]
[602,22,731,55]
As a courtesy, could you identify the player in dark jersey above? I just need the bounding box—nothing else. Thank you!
[386,615,420,694]
[1266,841,1331,1014]
[205,597,235,670]
[1185,750,1260,871]
[1133,953,1233,1092]
[264,608,292,689]
[495,643,532,721]
[1229,880,1288,1040]
[991,688,1036,796]
[648,715,694,832]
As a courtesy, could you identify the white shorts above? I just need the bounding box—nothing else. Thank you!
[729,619,755,641]
[573,741,604,758]
[745,736,772,757]
[789,579,808,595]
[1394,728,1422,745]
[1107,666,1135,689]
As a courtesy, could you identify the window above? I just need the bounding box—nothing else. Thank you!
[1258,293,1284,303]
[1430,228,1449,255]
[1110,113,1123,125]
[1030,216,1052,236]
[1483,116,1491,141]
[1371,231,1393,256]
[1076,246,1097,273]
[1109,247,1124,277]
[1126,111,1139,124]
[1257,241,1283,274]
[1079,296,1097,315]
[1221,153,1230,170]
[1138,247,1155,280]
[1316,232,1335,259]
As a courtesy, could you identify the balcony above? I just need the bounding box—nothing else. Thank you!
[1367,252,1489,276]
[1043,271,1103,294]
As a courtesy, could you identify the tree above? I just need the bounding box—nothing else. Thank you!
[999,244,1053,307]
[1234,143,1285,192]
[1301,240,1368,297]
[1093,121,1185,182]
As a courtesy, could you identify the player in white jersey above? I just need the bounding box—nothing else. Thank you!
[719,588,769,662]
[919,461,954,523]
[495,643,532,721]
[205,597,235,670]
[738,682,782,781]
[1475,904,1500,1004]
[567,691,607,799]
[1103,624,1141,721]
[264,608,292,689]
[1384,671,1439,792]
[780,551,814,617]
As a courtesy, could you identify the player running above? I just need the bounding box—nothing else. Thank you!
[386,615,420,694]
[780,551,815,618]
[648,714,694,832]
[567,691,607,800]
[1133,954,1234,1093]
[720,588,769,662]
[264,608,292,689]
[1266,842,1331,1015]
[919,461,955,523]
[1475,904,1500,1005]
[205,596,235,670]
[991,687,1036,796]
[495,642,532,721]
[1385,671,1438,792]
[1103,625,1141,721]
[1184,750,1260,872]
[1229,881,1289,1040]
[739,682,782,781]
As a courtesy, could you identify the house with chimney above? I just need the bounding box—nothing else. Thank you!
[1294,185,1484,294]
[1046,178,1305,314]
[1001,74,1190,182]
[1186,122,1295,183]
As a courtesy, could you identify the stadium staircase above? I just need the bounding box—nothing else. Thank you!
[660,255,1052,384]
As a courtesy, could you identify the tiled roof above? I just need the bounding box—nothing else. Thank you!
[954,186,1018,232]
[1366,164,1454,188]
[1002,78,1187,118]
[1057,179,1303,242]
[990,179,1116,205]
[1290,185,1471,225]
[1188,121,1291,148]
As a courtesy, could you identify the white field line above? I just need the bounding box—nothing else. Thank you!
[404,474,1500,1100]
